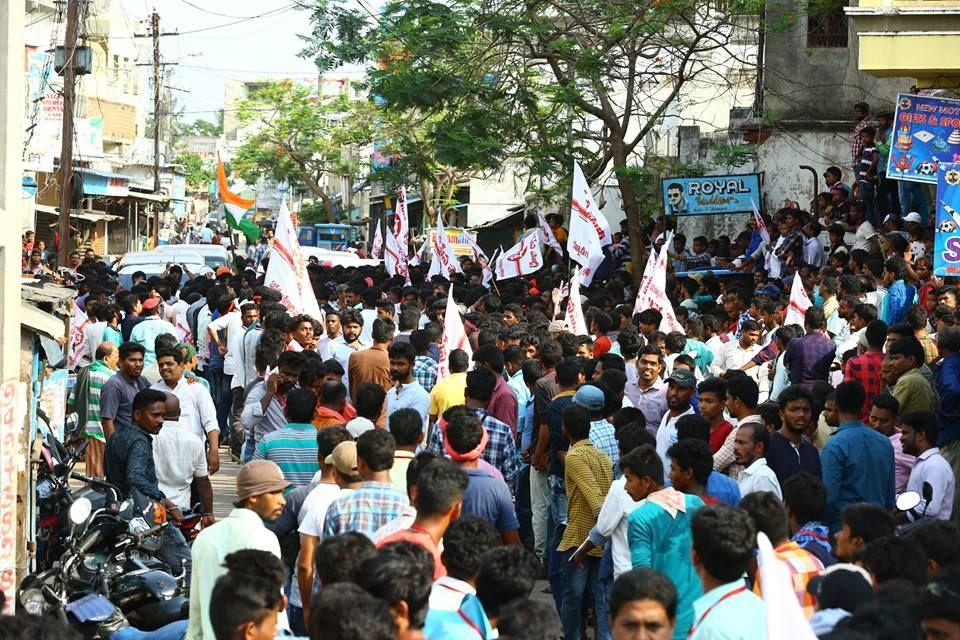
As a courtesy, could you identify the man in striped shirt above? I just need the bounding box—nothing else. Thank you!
[254,388,320,488]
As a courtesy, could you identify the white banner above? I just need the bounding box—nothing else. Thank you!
[758,532,818,640]
[384,186,410,280]
[428,211,463,280]
[752,199,770,244]
[67,304,89,370]
[264,200,324,322]
[537,208,564,256]
[565,270,589,336]
[466,233,495,285]
[785,274,811,327]
[408,240,427,267]
[0,380,23,615]
[371,219,384,259]
[569,161,611,285]
[437,286,473,381]
[494,232,543,280]
[632,231,683,332]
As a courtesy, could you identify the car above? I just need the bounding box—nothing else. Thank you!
[117,260,213,289]
[152,244,231,270]
[297,246,380,267]
[118,250,208,270]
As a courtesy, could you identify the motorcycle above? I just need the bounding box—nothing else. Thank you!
[19,494,189,636]
[895,481,934,535]
[35,431,123,570]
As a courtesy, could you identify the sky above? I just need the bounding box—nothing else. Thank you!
[118,0,334,123]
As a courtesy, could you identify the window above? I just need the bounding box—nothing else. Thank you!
[807,0,848,48]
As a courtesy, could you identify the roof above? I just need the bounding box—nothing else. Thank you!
[20,302,66,341]
[21,282,78,306]
[34,204,123,222]
[128,190,170,202]
[470,207,524,231]
[75,166,133,181]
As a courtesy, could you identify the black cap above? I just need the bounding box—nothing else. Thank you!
[807,565,873,612]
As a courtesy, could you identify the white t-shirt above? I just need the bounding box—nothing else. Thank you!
[153,421,208,509]
[655,406,696,469]
[853,221,878,252]
[206,310,244,380]
[592,476,643,579]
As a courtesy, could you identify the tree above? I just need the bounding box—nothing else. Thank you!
[231,81,368,222]
[300,0,758,279]
[185,116,223,137]
[175,152,214,191]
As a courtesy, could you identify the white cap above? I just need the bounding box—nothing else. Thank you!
[903,212,923,224]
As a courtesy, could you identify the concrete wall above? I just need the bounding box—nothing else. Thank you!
[764,0,911,121]
[757,128,852,207]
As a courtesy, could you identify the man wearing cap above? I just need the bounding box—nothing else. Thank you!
[187,458,289,640]
[655,370,697,469]
[130,295,178,384]
[573,383,619,466]
[807,564,875,636]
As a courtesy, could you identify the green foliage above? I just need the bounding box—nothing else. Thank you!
[298,201,329,224]
[174,152,213,190]
[184,117,223,137]
[709,143,758,171]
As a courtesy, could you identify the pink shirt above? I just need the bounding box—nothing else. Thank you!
[488,376,519,437]
[890,430,917,493]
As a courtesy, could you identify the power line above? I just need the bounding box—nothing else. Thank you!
[175,0,283,19]
[110,4,295,38]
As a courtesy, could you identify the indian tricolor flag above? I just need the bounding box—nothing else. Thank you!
[216,153,261,243]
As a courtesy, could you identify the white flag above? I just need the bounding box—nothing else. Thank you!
[371,219,384,259]
[565,270,589,336]
[466,233,495,285]
[408,240,427,267]
[751,199,770,244]
[494,232,543,280]
[428,212,463,280]
[264,199,324,323]
[785,274,811,327]
[437,286,472,381]
[68,303,90,370]
[537,208,563,256]
[569,161,612,285]
[632,231,683,332]
[757,532,819,640]
[384,186,410,279]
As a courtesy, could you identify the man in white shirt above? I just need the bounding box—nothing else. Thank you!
[208,300,260,454]
[153,347,220,474]
[187,459,290,640]
[655,370,697,468]
[316,309,343,358]
[900,411,955,521]
[711,320,763,376]
[153,392,213,518]
[386,342,431,436]
[733,421,782,499]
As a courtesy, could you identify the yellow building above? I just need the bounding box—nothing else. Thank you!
[846,1,960,85]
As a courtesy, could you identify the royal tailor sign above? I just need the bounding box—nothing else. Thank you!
[661,174,760,216]
[934,162,960,277]
[888,93,960,185]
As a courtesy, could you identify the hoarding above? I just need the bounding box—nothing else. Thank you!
[661,174,760,216]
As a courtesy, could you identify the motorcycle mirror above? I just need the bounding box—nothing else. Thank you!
[68,496,93,526]
[896,491,922,512]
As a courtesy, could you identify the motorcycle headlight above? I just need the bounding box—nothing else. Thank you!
[68,497,92,526]
[19,588,45,616]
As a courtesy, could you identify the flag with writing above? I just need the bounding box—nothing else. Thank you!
[632,231,683,332]
[264,199,324,322]
[466,233,495,285]
[428,212,463,280]
[569,161,611,286]
[565,269,589,336]
[752,199,771,244]
[67,303,90,370]
[437,286,472,381]
[757,532,818,640]
[385,187,410,280]
[371,219,384,259]
[785,274,811,327]
[494,232,543,280]
[537,208,564,256]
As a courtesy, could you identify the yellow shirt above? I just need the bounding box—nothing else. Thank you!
[429,372,467,418]
[559,439,613,557]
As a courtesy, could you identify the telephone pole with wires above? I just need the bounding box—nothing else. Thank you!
[136,12,177,194]
[56,0,81,268]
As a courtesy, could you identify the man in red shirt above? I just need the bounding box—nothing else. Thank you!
[473,345,519,437]
[376,456,468,580]
[842,319,887,421]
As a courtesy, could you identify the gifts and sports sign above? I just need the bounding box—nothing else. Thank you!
[888,92,960,185]
[934,162,960,277]
[661,174,760,216]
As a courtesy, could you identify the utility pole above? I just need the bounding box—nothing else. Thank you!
[151,11,161,194]
[57,0,81,268]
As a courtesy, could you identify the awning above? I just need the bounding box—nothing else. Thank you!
[128,191,169,202]
[20,302,66,341]
[76,166,131,197]
[34,203,122,222]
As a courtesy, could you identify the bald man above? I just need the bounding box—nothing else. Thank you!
[152,392,214,522]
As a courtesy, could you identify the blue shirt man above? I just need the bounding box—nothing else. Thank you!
[821,382,895,530]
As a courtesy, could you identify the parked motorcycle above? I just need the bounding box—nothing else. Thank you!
[19,494,189,636]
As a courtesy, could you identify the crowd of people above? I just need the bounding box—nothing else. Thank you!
[8,138,960,640]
